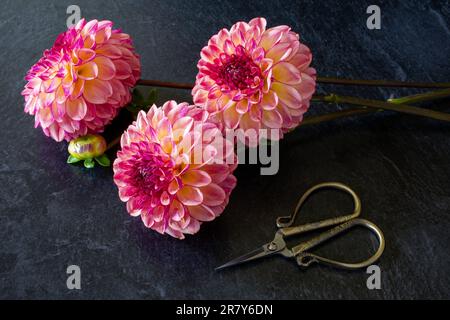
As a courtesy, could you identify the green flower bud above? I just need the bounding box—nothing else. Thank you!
[68,134,107,160]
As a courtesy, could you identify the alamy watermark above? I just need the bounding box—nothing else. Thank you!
[66,265,81,290]
[66,5,81,28]
[366,265,381,290]
[367,5,381,30]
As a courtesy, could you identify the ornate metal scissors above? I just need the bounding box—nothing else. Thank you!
[216,182,385,271]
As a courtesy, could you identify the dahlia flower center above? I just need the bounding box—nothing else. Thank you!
[217,47,262,91]
[131,145,175,195]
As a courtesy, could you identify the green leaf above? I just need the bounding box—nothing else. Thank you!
[83,158,95,169]
[67,155,82,164]
[132,88,145,105]
[146,89,158,106]
[95,154,111,167]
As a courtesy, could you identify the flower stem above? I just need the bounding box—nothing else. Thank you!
[387,88,450,104]
[137,79,193,90]
[301,108,376,126]
[316,77,450,88]
[301,88,450,126]
[137,77,450,90]
[106,136,121,151]
[313,95,450,121]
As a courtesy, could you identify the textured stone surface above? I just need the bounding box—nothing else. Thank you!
[1,0,449,299]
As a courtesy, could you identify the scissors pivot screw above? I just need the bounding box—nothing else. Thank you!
[268,242,278,251]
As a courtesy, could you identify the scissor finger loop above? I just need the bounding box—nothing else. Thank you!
[277,182,361,228]
[277,182,363,239]
[294,218,385,270]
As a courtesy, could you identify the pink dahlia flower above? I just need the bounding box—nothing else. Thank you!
[113,101,237,239]
[192,18,316,145]
[22,19,141,142]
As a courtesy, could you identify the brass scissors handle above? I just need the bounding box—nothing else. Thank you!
[277,182,362,237]
[294,218,385,270]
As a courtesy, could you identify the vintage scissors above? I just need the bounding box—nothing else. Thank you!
[216,182,385,271]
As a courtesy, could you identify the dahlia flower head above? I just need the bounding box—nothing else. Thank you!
[113,101,237,239]
[22,19,141,142]
[192,18,316,146]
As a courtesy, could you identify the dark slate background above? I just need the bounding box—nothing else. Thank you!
[1,0,449,299]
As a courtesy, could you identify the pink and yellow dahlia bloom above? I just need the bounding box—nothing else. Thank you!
[192,18,316,145]
[113,101,237,239]
[22,19,141,142]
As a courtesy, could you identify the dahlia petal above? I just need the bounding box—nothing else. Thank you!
[55,85,67,104]
[161,136,174,154]
[201,45,220,63]
[249,104,262,122]
[235,99,249,114]
[200,183,226,206]
[181,170,212,187]
[216,28,230,48]
[266,42,293,62]
[271,82,302,109]
[259,26,289,51]
[94,56,116,80]
[165,228,185,239]
[262,109,283,128]
[181,219,200,235]
[272,61,302,85]
[177,186,203,206]
[288,52,312,70]
[153,206,165,222]
[223,39,235,55]
[83,79,113,104]
[169,199,185,221]
[208,86,222,99]
[157,118,172,141]
[141,211,154,228]
[96,44,123,58]
[220,174,238,192]
[38,108,53,128]
[47,123,65,142]
[231,29,245,46]
[82,19,98,36]
[193,88,208,104]
[70,79,85,99]
[223,104,241,129]
[188,204,215,222]
[77,61,98,80]
[95,104,115,118]
[113,60,132,79]
[77,48,96,62]
[66,98,87,120]
[296,75,316,100]
[249,17,267,33]
[203,164,230,183]
[160,191,171,206]
[261,90,278,110]
[173,117,194,141]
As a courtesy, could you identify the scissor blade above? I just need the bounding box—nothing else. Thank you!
[215,246,269,271]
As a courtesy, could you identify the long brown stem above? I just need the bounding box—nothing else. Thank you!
[311,95,450,122]
[137,79,193,90]
[316,77,450,89]
[300,108,376,126]
[300,89,450,126]
[388,88,450,104]
[137,77,450,90]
